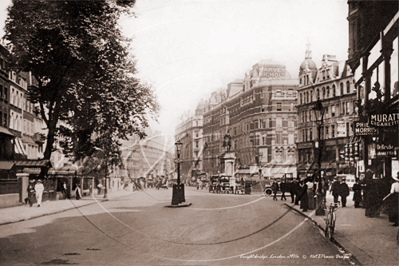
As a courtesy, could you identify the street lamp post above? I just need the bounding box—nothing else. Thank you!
[103,159,108,199]
[312,99,325,216]
[171,140,185,205]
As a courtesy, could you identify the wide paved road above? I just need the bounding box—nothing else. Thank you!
[0,187,351,265]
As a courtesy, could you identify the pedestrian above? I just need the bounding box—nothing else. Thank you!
[338,179,350,207]
[352,179,362,208]
[298,180,308,212]
[34,179,44,207]
[330,178,340,204]
[306,178,315,210]
[75,183,82,200]
[292,179,300,205]
[27,179,36,207]
[362,169,382,217]
[271,180,279,201]
[61,182,68,199]
[383,172,399,226]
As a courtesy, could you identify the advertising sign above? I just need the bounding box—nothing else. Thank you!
[369,112,399,127]
[354,121,379,136]
[376,143,396,157]
[337,121,346,137]
[260,65,286,79]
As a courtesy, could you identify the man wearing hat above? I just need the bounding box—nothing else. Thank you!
[384,172,399,226]
[34,179,44,207]
[27,179,36,207]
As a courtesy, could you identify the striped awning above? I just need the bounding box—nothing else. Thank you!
[13,138,26,156]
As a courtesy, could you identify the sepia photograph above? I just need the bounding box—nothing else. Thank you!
[0,0,398,265]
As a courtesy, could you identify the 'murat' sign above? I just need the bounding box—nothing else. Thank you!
[369,113,399,127]
[260,66,286,79]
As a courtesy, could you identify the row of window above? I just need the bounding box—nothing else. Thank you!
[9,110,35,135]
[299,100,355,123]
[300,122,353,142]
[299,80,352,105]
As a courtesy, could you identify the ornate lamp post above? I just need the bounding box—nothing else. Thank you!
[175,140,183,185]
[171,140,185,205]
[312,99,325,216]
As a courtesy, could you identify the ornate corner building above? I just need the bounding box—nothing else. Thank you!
[296,44,358,180]
[201,60,298,178]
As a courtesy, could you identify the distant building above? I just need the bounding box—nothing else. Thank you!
[174,102,204,182]
[202,59,298,178]
[120,128,173,181]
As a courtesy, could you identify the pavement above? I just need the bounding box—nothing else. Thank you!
[0,189,135,226]
[284,192,399,266]
[1,188,398,266]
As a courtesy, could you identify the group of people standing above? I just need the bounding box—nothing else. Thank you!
[27,179,44,207]
[271,170,399,228]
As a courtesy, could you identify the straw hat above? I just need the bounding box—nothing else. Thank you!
[37,179,42,183]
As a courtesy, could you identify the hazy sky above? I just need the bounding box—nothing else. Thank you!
[0,0,349,137]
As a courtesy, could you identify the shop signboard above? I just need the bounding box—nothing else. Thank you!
[354,121,378,136]
[369,112,399,127]
[376,143,396,157]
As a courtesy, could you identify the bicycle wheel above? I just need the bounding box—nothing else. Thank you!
[325,217,330,238]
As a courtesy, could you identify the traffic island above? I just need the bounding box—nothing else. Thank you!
[165,202,192,208]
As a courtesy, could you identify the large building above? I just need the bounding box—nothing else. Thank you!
[296,44,358,180]
[174,104,204,182]
[202,59,298,178]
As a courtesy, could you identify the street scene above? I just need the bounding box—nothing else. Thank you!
[0,0,398,266]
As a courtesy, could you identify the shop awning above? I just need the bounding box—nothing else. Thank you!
[0,161,16,170]
[0,127,14,137]
[13,138,27,156]
[14,159,51,168]
[261,164,297,178]
[21,135,36,145]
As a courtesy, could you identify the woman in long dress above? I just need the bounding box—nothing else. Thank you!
[75,184,82,200]
[298,181,308,212]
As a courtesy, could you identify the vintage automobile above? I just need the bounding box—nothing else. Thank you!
[209,174,233,193]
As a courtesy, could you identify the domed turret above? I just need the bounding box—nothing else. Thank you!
[299,43,317,77]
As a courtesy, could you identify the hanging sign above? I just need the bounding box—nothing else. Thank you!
[354,121,379,135]
[369,112,399,127]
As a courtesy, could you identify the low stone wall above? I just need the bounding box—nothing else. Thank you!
[0,193,20,208]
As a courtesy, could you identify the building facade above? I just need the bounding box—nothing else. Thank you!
[0,44,46,162]
[346,0,398,180]
[202,59,298,178]
[174,103,204,182]
[297,45,358,181]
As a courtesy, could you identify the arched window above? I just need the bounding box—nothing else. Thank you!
[306,91,309,103]
[340,82,344,95]
[317,89,320,99]
[332,85,336,97]
[327,86,330,98]
[346,81,350,93]
[299,93,302,104]
[322,87,326,99]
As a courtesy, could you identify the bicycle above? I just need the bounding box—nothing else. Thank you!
[325,203,338,240]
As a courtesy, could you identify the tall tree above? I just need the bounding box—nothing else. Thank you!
[4,0,158,161]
